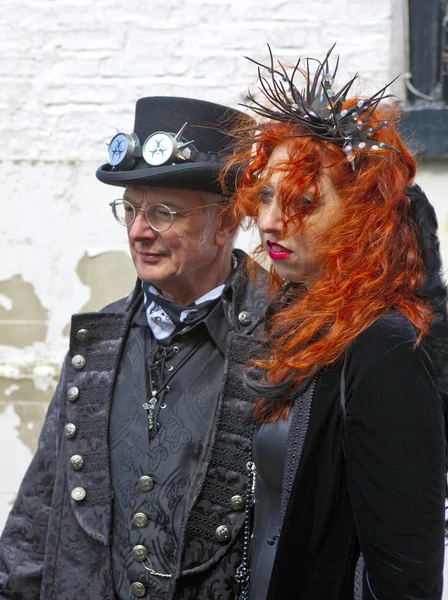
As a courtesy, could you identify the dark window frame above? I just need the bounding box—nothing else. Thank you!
[399,0,448,158]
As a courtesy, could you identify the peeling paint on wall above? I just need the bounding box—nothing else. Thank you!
[0,294,13,312]
[0,377,55,453]
[13,401,49,454]
[76,250,136,312]
[0,275,48,347]
[62,250,135,335]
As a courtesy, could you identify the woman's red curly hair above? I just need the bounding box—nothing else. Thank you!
[225,103,432,422]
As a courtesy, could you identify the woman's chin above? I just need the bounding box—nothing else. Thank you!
[271,262,309,284]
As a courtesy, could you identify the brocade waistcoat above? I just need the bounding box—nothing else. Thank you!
[110,308,229,599]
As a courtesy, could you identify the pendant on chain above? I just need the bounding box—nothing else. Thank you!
[142,390,158,431]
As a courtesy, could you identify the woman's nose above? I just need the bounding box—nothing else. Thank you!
[258,199,283,234]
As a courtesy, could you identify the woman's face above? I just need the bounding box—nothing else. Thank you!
[258,144,343,284]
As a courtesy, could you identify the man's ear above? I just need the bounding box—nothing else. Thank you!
[214,206,239,247]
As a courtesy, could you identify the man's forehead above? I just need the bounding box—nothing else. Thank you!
[123,185,204,206]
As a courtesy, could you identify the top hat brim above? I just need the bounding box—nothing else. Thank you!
[96,160,238,195]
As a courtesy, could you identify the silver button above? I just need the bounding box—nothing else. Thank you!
[173,346,179,353]
[71,355,86,370]
[76,328,90,342]
[133,512,149,528]
[139,475,154,492]
[67,386,79,402]
[167,365,174,372]
[238,311,252,326]
[230,494,245,511]
[65,423,77,439]
[215,524,231,543]
[131,581,146,598]
[70,454,84,471]
[71,487,86,502]
[132,544,148,562]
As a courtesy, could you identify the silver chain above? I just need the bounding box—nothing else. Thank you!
[143,557,172,579]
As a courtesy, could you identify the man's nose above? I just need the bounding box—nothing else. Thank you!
[128,210,157,240]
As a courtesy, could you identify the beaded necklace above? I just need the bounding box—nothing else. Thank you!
[235,443,256,600]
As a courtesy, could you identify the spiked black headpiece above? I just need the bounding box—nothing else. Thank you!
[243,44,399,166]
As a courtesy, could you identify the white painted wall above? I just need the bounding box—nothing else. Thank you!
[0,0,410,365]
[1,0,448,593]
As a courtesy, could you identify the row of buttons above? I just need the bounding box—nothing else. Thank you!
[67,329,97,503]
[71,328,90,370]
[131,476,154,528]
[67,334,94,503]
[130,546,149,597]
[66,375,84,501]
[70,330,151,598]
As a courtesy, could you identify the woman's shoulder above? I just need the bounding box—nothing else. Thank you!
[350,311,417,359]
[344,312,424,389]
[343,311,439,410]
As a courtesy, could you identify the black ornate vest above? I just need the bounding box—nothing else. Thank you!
[60,251,268,599]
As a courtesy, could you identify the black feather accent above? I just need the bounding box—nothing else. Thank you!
[408,184,448,410]
[242,45,400,165]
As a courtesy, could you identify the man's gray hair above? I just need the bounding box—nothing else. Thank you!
[199,192,231,250]
[202,191,228,212]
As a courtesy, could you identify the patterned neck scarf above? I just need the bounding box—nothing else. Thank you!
[142,282,225,340]
[141,255,238,340]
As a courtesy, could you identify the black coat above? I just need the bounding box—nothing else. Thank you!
[267,312,446,600]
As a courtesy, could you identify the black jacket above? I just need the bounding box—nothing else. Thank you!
[0,250,269,599]
[264,185,448,600]
[267,312,446,600]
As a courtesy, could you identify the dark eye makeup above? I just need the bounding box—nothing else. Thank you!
[299,196,314,211]
[258,185,323,214]
[259,187,273,203]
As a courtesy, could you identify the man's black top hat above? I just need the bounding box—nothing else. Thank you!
[96,96,246,195]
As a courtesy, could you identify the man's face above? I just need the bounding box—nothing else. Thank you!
[123,185,230,303]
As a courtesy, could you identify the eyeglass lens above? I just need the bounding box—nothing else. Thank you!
[112,200,174,232]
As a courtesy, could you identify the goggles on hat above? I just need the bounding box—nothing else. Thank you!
[107,122,217,171]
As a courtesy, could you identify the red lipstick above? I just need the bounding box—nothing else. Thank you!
[266,240,292,260]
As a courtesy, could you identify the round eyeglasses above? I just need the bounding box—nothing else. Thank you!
[109,199,224,233]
